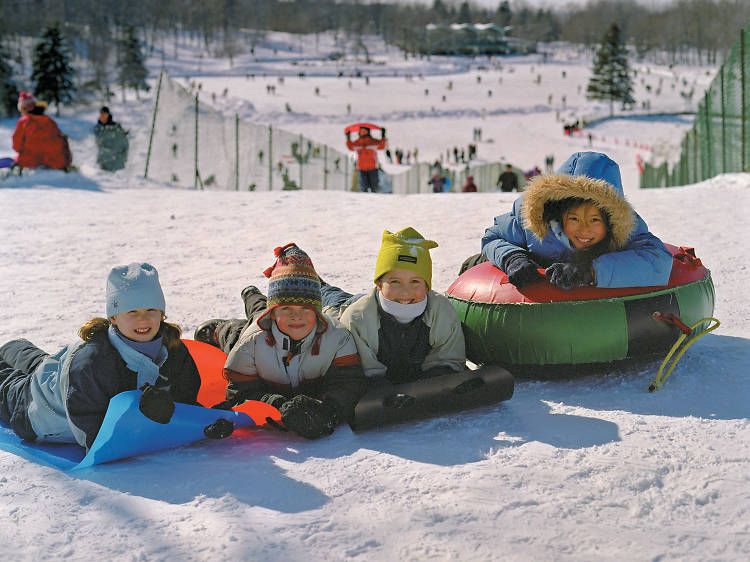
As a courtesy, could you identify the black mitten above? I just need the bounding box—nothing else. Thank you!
[545,262,594,290]
[279,395,340,440]
[211,398,240,410]
[204,418,235,439]
[502,252,543,288]
[260,393,287,409]
[139,383,175,424]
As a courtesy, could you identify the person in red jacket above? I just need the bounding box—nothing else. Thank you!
[462,175,478,192]
[346,125,386,192]
[12,92,71,171]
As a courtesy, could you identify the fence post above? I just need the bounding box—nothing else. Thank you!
[144,70,164,179]
[194,93,200,190]
[720,64,726,173]
[704,91,712,179]
[235,114,239,191]
[299,133,303,189]
[268,125,273,191]
[742,27,747,171]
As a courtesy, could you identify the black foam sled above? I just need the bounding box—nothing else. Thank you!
[350,365,514,432]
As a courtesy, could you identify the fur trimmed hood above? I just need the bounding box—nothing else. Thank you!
[520,152,636,250]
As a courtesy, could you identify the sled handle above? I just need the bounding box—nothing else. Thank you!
[648,316,720,392]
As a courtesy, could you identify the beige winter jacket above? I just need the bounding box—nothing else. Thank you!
[326,288,466,377]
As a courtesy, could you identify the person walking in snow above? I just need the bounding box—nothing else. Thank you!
[497,164,519,192]
[428,170,446,193]
[0,263,201,450]
[12,92,71,171]
[459,152,673,290]
[94,106,129,172]
[462,175,477,192]
[346,125,386,192]
[193,244,368,440]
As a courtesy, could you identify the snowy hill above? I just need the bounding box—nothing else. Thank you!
[0,33,748,561]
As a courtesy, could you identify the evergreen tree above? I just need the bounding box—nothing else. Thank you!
[117,25,150,101]
[458,1,472,23]
[586,22,635,115]
[30,23,76,115]
[0,40,19,117]
[496,1,512,28]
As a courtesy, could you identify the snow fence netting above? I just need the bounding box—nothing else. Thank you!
[144,72,353,191]
[641,21,750,187]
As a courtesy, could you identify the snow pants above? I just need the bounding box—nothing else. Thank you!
[458,253,488,276]
[0,339,49,441]
[320,284,364,312]
[358,169,379,192]
[214,289,269,354]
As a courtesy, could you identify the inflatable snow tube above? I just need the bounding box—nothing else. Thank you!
[350,365,514,432]
[446,245,715,372]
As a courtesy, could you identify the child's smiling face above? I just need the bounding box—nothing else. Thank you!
[271,305,317,340]
[110,308,163,342]
[562,202,608,250]
[376,269,428,304]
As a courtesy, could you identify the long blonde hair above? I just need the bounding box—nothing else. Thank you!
[78,317,183,350]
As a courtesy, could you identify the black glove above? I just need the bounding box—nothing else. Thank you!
[260,393,287,409]
[279,395,340,440]
[545,262,594,290]
[502,252,543,288]
[381,127,386,137]
[139,383,175,424]
[211,398,240,410]
[204,418,235,439]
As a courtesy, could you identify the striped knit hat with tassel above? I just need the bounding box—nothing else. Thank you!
[256,243,327,350]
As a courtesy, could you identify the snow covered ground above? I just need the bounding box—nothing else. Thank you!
[1,33,748,561]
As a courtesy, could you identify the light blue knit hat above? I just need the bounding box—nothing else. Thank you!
[106,262,166,318]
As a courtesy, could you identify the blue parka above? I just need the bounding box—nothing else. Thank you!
[481,152,673,288]
[22,329,200,449]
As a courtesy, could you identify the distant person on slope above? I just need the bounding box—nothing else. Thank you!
[12,92,71,171]
[346,125,386,192]
[496,164,518,192]
[459,152,673,290]
[94,106,129,172]
[462,175,477,192]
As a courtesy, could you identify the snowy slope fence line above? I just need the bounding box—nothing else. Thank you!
[142,72,519,194]
[390,161,517,194]
[144,72,353,191]
[641,23,750,187]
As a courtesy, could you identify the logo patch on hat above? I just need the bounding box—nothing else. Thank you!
[397,255,418,264]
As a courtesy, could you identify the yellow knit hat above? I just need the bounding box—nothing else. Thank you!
[374,227,438,289]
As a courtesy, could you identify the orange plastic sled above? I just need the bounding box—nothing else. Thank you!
[182,339,281,426]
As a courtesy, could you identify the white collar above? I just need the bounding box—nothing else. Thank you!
[377,291,427,324]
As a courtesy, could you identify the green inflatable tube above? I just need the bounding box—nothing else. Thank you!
[446,245,715,369]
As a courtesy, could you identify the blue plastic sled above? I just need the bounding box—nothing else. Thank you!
[0,391,255,471]
[0,157,15,168]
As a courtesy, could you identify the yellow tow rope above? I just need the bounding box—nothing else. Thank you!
[648,315,720,392]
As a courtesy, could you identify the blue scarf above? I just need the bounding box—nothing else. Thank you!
[107,325,169,389]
